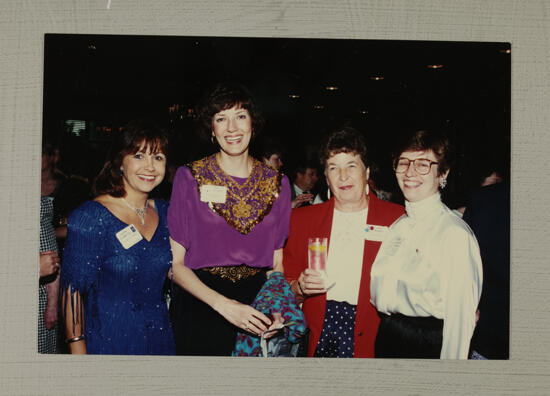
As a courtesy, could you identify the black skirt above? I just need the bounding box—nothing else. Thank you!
[374,312,443,359]
[169,266,266,356]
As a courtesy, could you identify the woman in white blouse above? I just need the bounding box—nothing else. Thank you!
[370,129,483,359]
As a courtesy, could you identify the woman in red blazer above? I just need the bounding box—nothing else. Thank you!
[284,127,404,358]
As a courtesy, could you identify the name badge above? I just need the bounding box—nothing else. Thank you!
[200,184,227,204]
[116,224,143,249]
[364,224,389,242]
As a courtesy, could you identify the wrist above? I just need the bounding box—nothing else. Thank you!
[69,341,87,354]
[211,294,229,314]
[292,280,305,304]
[291,279,303,296]
[65,335,86,344]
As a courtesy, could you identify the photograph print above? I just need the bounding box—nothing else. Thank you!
[40,33,510,359]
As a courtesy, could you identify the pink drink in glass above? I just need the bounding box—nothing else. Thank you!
[308,237,327,271]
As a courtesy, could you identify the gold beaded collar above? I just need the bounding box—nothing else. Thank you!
[188,155,282,234]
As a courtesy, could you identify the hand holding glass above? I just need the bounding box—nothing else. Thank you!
[307,238,334,291]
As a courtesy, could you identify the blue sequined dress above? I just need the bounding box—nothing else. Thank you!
[61,200,175,355]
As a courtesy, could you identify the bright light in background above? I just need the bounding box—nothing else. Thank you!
[64,120,86,136]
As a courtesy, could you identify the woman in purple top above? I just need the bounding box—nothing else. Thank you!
[167,82,292,355]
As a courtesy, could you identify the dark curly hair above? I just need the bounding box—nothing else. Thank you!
[392,129,451,176]
[319,127,370,171]
[92,119,170,197]
[195,82,264,145]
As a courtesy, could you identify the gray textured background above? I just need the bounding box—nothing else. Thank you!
[1,0,548,394]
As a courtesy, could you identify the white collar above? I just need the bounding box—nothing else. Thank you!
[294,184,307,194]
[405,192,444,220]
[334,207,368,216]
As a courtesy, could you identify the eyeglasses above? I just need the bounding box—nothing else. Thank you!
[393,158,438,175]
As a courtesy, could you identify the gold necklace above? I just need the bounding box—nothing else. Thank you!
[213,156,258,218]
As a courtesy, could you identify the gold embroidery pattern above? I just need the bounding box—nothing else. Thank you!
[189,155,282,234]
[202,264,263,283]
[233,200,252,219]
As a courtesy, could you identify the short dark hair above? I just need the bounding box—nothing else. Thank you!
[292,160,319,179]
[392,129,451,176]
[92,119,170,197]
[319,127,370,170]
[256,136,283,161]
[195,82,264,145]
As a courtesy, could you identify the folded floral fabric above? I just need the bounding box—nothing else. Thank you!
[232,271,307,357]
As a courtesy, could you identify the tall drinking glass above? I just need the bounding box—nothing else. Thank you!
[308,237,327,271]
[308,237,333,290]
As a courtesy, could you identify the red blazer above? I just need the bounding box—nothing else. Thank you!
[283,194,404,357]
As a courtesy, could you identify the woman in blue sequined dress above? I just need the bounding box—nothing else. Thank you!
[61,120,175,355]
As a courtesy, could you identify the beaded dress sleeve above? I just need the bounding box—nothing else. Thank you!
[60,202,104,336]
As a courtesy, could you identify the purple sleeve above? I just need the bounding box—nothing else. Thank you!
[274,175,291,249]
[167,166,191,248]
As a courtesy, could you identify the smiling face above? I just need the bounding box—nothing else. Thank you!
[120,142,166,197]
[325,152,370,210]
[212,105,252,158]
[395,149,449,203]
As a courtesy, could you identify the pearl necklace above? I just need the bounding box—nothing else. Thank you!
[123,198,148,225]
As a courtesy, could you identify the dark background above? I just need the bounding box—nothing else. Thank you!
[42,34,510,207]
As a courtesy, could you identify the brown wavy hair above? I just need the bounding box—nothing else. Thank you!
[92,119,170,197]
[194,82,264,145]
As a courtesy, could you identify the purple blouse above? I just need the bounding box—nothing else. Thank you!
[167,164,291,270]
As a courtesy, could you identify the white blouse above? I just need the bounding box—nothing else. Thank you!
[326,208,368,305]
[370,192,483,359]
